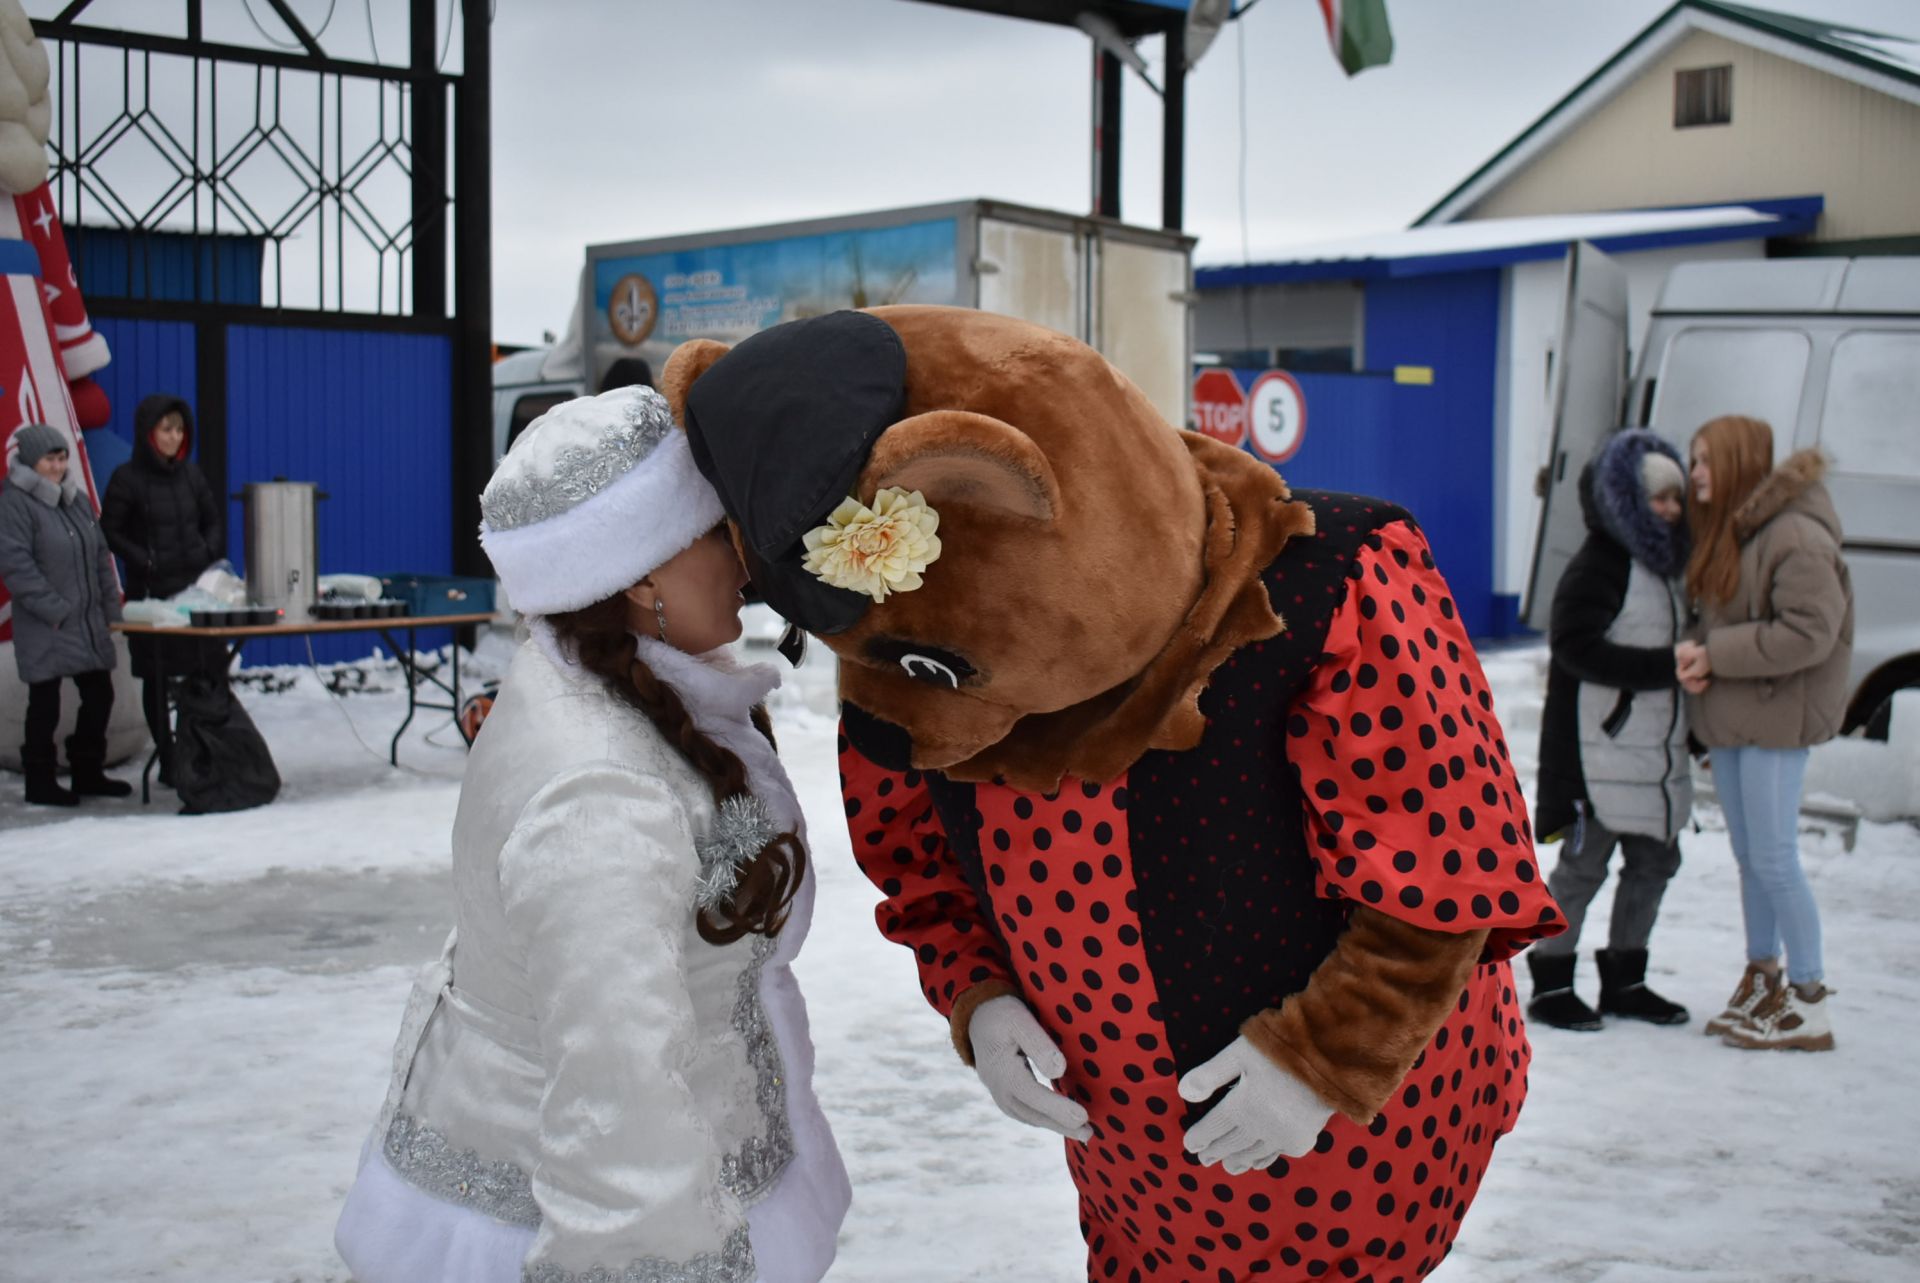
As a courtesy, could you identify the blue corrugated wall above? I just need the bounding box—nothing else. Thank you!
[70,228,264,305]
[1362,271,1501,638]
[226,325,454,663]
[88,316,197,457]
[1219,268,1504,638]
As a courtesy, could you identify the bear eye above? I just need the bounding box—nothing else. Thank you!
[867,638,978,689]
[900,653,960,688]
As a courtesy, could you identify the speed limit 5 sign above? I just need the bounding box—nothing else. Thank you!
[1246,370,1306,463]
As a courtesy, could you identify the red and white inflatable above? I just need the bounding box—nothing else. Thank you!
[0,0,145,771]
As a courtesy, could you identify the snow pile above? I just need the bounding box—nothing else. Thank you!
[2,633,1917,1282]
[1806,689,1920,823]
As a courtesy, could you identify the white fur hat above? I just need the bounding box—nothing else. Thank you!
[1640,449,1686,498]
[479,385,725,616]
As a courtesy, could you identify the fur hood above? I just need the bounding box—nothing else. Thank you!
[1734,449,1838,544]
[1584,429,1689,578]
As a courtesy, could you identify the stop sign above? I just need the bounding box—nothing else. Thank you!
[1190,369,1247,447]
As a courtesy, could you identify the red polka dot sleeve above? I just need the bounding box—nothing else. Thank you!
[1289,520,1563,962]
[839,726,1018,1020]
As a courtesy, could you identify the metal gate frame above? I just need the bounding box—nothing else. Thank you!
[32,0,492,575]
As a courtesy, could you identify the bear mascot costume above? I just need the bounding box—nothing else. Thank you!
[664,306,1563,1283]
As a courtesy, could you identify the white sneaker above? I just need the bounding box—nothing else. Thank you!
[1721,982,1835,1052]
[1703,961,1779,1037]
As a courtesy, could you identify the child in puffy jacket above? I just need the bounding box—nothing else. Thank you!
[1528,429,1693,1030]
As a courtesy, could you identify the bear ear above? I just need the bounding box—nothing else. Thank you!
[860,410,1061,524]
[659,339,732,426]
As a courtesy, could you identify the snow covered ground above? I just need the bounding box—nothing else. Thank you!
[2,628,1917,1282]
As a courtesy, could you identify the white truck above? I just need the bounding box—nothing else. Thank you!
[1529,248,1920,738]
[493,198,1196,461]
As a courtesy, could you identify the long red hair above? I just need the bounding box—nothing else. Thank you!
[1685,415,1774,607]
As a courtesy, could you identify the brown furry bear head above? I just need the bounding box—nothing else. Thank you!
[665,305,1311,791]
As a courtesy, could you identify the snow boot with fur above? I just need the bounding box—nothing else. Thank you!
[1596,948,1689,1025]
[1525,951,1603,1031]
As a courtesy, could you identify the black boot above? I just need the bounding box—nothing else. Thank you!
[1525,951,1603,1031]
[22,745,78,807]
[1596,948,1690,1025]
[66,751,133,798]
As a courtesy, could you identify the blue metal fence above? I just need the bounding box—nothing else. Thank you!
[225,325,454,664]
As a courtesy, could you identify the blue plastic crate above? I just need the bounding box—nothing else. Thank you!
[379,573,496,618]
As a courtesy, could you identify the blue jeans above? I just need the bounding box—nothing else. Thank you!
[1711,745,1824,985]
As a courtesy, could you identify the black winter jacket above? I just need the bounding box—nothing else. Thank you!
[1535,447,1690,842]
[101,394,222,600]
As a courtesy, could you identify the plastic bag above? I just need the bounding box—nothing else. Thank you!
[190,560,248,606]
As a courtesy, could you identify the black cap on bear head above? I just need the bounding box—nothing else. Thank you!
[682,310,907,635]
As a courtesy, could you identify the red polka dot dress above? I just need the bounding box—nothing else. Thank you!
[841,496,1564,1282]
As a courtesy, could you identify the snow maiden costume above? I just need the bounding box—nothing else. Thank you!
[335,386,849,1283]
[663,307,1564,1283]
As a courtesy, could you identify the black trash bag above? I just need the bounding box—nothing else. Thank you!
[172,674,281,814]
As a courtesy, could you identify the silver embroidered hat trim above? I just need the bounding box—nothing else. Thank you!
[383,1110,542,1229]
[482,388,676,532]
[719,930,794,1205]
[522,1226,755,1283]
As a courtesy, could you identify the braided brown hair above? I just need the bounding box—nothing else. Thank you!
[547,593,806,944]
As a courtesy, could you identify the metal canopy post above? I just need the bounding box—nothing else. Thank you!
[1092,48,1122,219]
[451,0,494,578]
[1162,19,1185,232]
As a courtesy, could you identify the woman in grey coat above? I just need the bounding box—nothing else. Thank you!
[0,423,130,805]
[1528,429,1693,1030]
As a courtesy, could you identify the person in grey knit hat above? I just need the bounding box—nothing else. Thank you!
[0,423,131,804]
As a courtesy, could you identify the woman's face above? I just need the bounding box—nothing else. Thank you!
[152,413,186,460]
[1689,440,1712,504]
[1648,489,1684,525]
[628,524,750,654]
[32,447,68,484]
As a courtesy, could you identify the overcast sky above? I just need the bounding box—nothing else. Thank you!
[26,0,1920,344]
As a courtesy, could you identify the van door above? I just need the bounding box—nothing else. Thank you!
[1523,241,1629,631]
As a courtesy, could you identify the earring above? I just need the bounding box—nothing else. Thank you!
[654,597,668,643]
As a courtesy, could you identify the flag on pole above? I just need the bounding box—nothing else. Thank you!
[1316,0,1394,76]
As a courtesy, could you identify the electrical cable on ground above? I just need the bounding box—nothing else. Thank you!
[303,634,462,777]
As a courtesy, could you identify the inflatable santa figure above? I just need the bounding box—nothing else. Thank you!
[0,0,143,771]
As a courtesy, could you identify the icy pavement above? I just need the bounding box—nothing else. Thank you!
[2,632,1917,1282]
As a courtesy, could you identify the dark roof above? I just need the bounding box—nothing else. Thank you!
[902,0,1191,38]
[1414,1,1920,227]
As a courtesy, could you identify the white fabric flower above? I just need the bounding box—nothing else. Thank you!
[800,488,942,602]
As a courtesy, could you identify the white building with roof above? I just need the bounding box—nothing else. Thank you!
[1188,1,1917,638]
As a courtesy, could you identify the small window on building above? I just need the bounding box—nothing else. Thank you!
[1674,65,1732,128]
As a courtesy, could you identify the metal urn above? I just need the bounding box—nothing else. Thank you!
[238,479,322,622]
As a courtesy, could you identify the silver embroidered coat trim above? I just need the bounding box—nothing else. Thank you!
[481,391,676,531]
[521,1226,755,1283]
[719,929,794,1204]
[380,935,792,1235]
[383,1111,542,1229]
[694,795,779,912]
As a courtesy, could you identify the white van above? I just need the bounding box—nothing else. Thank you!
[1529,250,1920,737]
[491,347,582,464]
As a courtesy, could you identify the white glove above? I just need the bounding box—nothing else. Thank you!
[968,995,1093,1142]
[1177,1035,1336,1174]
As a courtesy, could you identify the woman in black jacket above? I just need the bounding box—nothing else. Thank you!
[100,394,224,778]
[1528,429,1694,1031]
